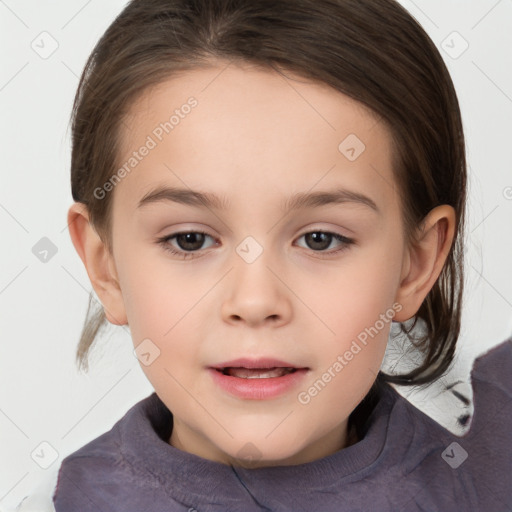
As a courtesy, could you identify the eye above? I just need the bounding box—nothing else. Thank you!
[156,229,355,260]
[295,230,355,257]
[157,230,217,259]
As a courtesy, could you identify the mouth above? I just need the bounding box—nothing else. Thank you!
[210,357,308,378]
[216,367,298,379]
[208,358,309,399]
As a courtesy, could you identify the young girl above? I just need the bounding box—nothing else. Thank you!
[52,0,511,510]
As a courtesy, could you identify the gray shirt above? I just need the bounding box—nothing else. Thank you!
[53,338,512,511]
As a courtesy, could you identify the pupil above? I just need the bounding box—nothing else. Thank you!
[178,232,205,250]
[307,232,331,250]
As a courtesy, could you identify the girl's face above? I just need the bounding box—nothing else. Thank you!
[107,61,411,466]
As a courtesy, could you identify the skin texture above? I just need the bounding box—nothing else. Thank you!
[68,60,456,467]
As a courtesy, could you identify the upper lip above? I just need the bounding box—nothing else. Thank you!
[209,357,308,370]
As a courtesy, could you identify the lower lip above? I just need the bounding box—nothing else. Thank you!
[208,368,309,400]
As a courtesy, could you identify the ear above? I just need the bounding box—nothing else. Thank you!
[393,205,456,322]
[67,202,127,326]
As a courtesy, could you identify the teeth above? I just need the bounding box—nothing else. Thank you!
[224,367,295,379]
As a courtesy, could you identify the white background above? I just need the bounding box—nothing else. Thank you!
[0,0,511,508]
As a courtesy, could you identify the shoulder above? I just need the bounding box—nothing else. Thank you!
[393,337,512,436]
[389,337,512,510]
[52,393,159,512]
[460,336,512,459]
[454,338,512,508]
[457,337,512,451]
[371,338,511,510]
[470,336,512,396]
[52,418,127,511]
[399,336,512,445]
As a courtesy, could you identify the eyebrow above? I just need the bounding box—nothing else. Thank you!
[137,185,379,214]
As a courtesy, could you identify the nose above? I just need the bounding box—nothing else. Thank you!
[220,249,293,328]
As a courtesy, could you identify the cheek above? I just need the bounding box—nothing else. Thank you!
[304,246,400,395]
[115,248,186,347]
[316,252,400,338]
[117,250,213,368]
[121,263,205,393]
[298,266,394,427]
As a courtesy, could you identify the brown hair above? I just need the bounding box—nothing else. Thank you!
[70,0,466,388]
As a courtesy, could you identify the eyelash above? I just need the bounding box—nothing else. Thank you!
[156,229,355,260]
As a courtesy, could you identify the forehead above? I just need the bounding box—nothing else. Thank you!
[121,60,384,143]
[114,61,397,215]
